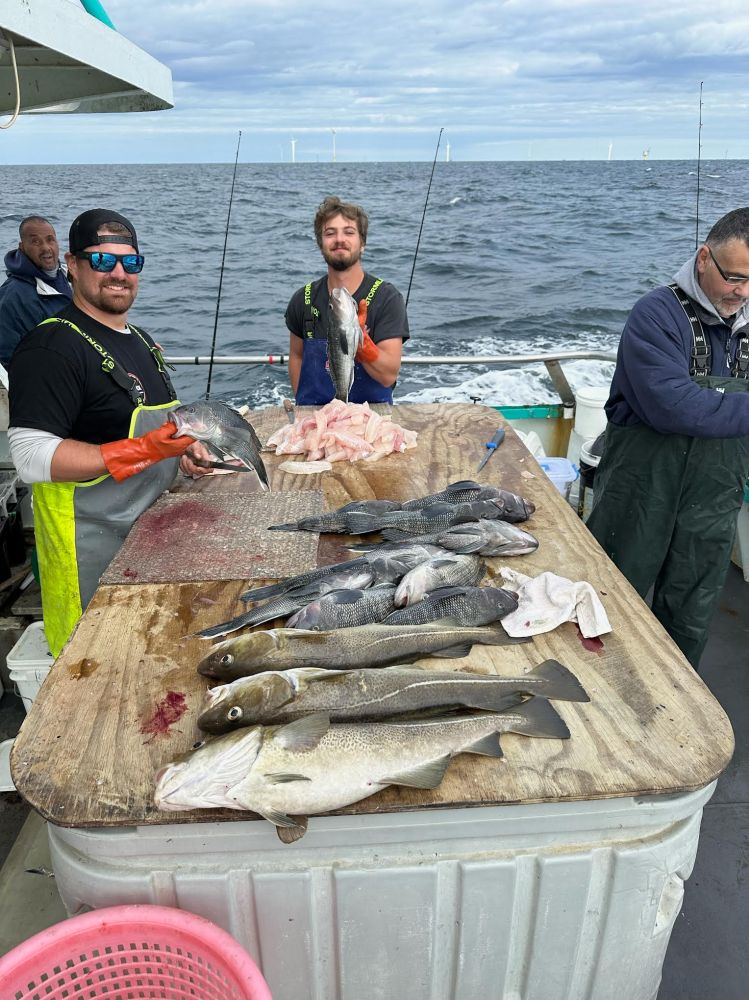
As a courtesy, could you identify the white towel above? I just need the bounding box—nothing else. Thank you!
[499,567,611,638]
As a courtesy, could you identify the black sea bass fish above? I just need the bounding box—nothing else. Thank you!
[170,400,269,489]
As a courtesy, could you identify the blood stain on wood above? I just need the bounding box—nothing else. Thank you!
[576,626,604,653]
[140,691,188,739]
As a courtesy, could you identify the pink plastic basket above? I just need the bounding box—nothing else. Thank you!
[0,904,272,1000]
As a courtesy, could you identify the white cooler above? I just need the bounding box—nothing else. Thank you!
[48,782,715,1000]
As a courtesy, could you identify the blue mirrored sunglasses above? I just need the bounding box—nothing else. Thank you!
[76,251,144,274]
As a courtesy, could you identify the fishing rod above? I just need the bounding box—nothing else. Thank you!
[205,130,243,400]
[405,127,443,309]
[695,82,703,251]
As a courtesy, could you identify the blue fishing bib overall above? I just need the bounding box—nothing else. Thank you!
[296,277,393,406]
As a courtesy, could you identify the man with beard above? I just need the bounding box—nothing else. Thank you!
[8,208,210,656]
[0,215,72,367]
[587,207,749,669]
[285,196,409,404]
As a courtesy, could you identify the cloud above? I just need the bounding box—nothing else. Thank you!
[6,0,749,161]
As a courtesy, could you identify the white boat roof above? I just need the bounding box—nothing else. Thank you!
[1,0,173,116]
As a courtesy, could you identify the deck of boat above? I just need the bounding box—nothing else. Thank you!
[0,564,747,997]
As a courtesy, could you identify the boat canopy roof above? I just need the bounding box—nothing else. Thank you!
[1,0,173,116]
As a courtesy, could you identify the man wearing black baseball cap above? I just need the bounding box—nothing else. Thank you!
[8,208,209,656]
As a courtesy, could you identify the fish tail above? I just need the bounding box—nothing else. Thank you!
[530,659,590,702]
[480,623,533,646]
[196,609,261,639]
[240,582,286,603]
[506,699,570,739]
[343,512,381,534]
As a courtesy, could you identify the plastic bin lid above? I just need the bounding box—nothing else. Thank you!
[538,457,578,482]
[6,620,52,667]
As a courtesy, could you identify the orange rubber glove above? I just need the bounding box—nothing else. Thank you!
[100,422,196,482]
[355,299,380,364]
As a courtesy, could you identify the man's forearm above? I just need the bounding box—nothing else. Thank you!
[358,340,402,387]
[50,439,109,482]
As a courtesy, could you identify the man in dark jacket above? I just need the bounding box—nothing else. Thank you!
[0,216,72,367]
[587,207,749,668]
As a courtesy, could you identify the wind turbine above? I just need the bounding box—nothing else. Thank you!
[331,128,337,162]
[291,138,297,164]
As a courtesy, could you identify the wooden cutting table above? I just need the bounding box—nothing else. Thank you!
[10,403,734,828]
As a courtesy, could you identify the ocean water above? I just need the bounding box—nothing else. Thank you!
[0,159,738,407]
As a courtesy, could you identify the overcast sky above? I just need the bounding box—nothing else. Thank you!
[4,0,748,163]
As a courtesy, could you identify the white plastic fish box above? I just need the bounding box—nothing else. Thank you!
[47,782,716,1000]
[7,620,53,712]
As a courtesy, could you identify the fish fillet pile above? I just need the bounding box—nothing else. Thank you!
[264,400,418,464]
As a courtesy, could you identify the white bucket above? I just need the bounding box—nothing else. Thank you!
[573,386,610,439]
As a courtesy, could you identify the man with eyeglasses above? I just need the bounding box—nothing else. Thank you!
[588,207,749,669]
[8,208,209,657]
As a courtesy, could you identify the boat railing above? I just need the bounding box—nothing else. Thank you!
[164,350,617,409]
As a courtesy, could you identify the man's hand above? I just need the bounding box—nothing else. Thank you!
[355,299,380,364]
[180,441,216,478]
[100,422,195,482]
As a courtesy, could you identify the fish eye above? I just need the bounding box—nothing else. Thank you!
[220,653,234,665]
[191,739,206,750]
[227,706,243,721]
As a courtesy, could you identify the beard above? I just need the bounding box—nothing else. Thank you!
[322,246,361,271]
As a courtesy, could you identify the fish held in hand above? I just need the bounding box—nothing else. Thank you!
[170,400,268,490]
[156,706,568,828]
[327,287,363,403]
[197,619,528,682]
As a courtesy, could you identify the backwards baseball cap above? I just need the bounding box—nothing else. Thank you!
[69,208,139,254]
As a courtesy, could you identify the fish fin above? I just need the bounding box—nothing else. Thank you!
[464,734,504,758]
[276,818,309,843]
[279,627,329,642]
[323,589,367,605]
[475,622,533,647]
[263,772,313,783]
[239,582,286,603]
[446,479,482,491]
[429,558,461,568]
[380,528,417,541]
[382,754,451,789]
[421,501,455,514]
[339,330,352,355]
[346,540,381,551]
[527,659,590,702]
[196,610,260,639]
[432,643,474,658]
[438,530,484,554]
[256,808,302,829]
[343,512,381,534]
[222,433,270,488]
[462,691,527,713]
[268,522,300,532]
[274,712,330,751]
[421,586,468,601]
[451,511,482,525]
[505,699,570,739]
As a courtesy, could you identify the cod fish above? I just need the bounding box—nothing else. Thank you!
[384,585,518,626]
[170,400,269,490]
[197,659,587,733]
[197,619,528,681]
[287,586,398,630]
[327,287,363,403]
[197,563,378,640]
[394,554,485,606]
[155,707,570,830]
[269,499,403,533]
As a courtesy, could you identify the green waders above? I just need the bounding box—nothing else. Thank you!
[587,375,749,667]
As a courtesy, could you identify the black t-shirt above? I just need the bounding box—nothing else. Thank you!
[9,303,174,444]
[285,273,410,344]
